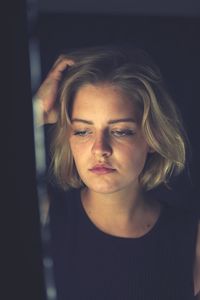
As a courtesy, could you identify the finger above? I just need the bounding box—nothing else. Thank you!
[54,58,74,72]
[49,57,75,80]
[52,55,74,70]
[52,54,68,66]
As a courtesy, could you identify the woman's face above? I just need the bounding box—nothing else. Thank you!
[69,83,151,195]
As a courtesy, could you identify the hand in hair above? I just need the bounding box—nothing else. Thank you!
[34,55,74,125]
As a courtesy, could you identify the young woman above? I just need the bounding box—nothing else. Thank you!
[35,45,200,299]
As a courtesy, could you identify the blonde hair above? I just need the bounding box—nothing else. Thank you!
[50,45,189,191]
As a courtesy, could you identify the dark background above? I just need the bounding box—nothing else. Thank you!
[4,0,200,299]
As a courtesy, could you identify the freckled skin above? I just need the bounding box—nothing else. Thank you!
[69,84,151,196]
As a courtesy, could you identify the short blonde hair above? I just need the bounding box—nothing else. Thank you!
[50,45,189,191]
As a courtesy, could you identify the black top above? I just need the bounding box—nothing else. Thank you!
[49,187,199,300]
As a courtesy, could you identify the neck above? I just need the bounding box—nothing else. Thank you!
[82,186,149,223]
[81,186,162,238]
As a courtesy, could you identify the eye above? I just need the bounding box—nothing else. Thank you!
[111,129,135,137]
[73,130,92,137]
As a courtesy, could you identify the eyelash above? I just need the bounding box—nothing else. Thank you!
[73,130,90,136]
[112,129,135,137]
[73,129,135,137]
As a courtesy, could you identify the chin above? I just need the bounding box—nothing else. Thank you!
[90,188,121,195]
[85,180,126,195]
[80,173,139,195]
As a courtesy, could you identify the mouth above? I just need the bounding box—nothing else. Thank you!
[89,164,116,175]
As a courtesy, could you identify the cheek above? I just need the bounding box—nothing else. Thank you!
[70,145,80,162]
[69,140,89,167]
[70,136,93,152]
[119,143,148,169]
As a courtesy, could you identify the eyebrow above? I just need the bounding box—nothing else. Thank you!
[71,118,137,125]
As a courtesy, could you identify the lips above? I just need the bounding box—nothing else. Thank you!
[89,164,116,174]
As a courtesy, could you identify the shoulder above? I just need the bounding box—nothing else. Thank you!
[49,187,82,237]
[194,221,200,297]
[162,204,200,297]
[49,185,80,203]
[162,203,198,232]
[49,186,80,217]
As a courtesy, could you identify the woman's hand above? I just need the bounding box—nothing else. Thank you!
[34,55,74,125]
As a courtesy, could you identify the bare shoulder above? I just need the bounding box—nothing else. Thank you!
[194,221,200,297]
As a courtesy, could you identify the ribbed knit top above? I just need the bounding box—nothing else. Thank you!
[49,187,199,300]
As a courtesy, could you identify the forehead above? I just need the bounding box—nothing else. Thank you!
[71,83,140,121]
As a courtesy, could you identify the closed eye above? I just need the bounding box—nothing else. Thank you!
[72,129,135,137]
[73,130,92,136]
[111,129,135,137]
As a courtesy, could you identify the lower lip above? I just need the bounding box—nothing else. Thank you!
[89,168,116,175]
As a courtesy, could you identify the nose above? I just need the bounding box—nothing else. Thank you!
[91,132,112,158]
